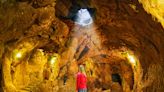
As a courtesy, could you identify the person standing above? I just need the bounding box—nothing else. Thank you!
[76,65,87,92]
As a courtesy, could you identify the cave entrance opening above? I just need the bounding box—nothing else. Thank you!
[74,8,93,26]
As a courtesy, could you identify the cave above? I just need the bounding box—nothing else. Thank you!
[0,0,164,92]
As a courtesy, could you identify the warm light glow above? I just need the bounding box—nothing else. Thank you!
[75,9,93,26]
[50,57,57,65]
[15,52,22,59]
[127,53,136,65]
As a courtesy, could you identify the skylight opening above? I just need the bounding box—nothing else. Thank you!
[75,9,93,26]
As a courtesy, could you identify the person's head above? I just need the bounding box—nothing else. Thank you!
[79,65,85,73]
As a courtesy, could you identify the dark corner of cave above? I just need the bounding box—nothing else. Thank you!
[0,0,164,92]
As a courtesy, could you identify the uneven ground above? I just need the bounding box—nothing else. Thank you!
[0,0,164,92]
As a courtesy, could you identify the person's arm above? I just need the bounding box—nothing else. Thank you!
[76,74,79,91]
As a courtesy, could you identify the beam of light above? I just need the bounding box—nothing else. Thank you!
[75,9,93,26]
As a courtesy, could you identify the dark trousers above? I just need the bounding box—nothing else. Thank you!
[78,89,87,92]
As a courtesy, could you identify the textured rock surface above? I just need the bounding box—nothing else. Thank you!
[0,0,164,92]
[139,0,164,28]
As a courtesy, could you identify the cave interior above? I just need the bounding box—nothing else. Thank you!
[0,0,164,92]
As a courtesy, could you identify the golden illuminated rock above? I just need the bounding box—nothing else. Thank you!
[139,0,164,28]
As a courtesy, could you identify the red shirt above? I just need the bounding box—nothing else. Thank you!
[76,72,87,90]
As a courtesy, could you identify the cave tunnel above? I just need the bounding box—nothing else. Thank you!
[0,0,164,92]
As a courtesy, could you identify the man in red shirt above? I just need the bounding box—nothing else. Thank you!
[76,65,87,92]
